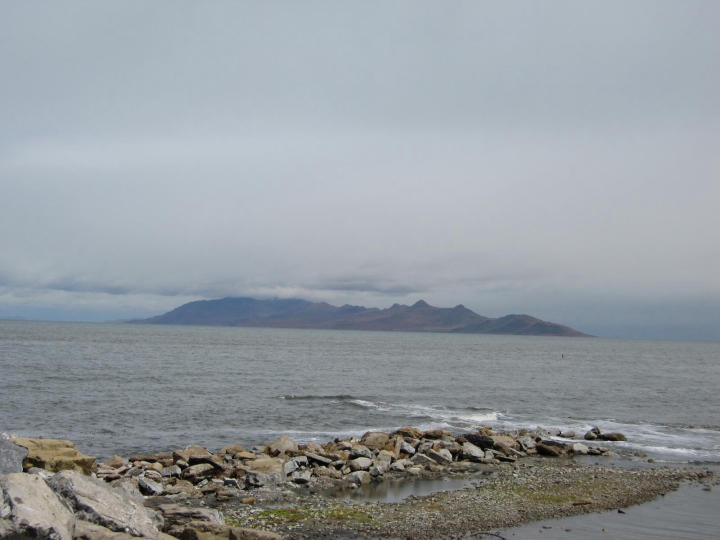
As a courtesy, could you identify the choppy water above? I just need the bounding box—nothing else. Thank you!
[1,320,718,462]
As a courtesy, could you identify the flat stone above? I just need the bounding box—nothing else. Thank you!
[427,448,453,464]
[47,469,159,538]
[182,463,216,482]
[139,476,164,496]
[0,436,28,475]
[0,472,75,540]
[304,452,332,466]
[11,437,96,474]
[245,457,284,475]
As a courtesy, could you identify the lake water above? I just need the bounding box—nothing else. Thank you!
[1,320,718,463]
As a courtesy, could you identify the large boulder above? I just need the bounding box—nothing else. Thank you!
[360,431,389,450]
[464,433,495,450]
[0,472,75,539]
[47,469,159,538]
[0,435,28,474]
[11,437,96,474]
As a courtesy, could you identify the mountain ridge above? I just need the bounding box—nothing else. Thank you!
[134,297,590,337]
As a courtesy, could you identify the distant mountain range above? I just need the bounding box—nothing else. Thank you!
[134,297,589,337]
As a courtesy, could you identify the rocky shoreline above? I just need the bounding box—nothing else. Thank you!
[1,426,716,539]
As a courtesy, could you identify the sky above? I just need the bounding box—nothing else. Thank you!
[1,1,719,340]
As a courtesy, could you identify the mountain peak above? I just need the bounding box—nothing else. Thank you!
[411,299,430,308]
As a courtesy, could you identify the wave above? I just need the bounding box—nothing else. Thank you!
[279,394,358,401]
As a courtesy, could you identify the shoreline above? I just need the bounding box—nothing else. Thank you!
[2,427,718,539]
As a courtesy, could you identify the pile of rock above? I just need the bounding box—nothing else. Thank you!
[1,426,623,538]
[92,426,618,497]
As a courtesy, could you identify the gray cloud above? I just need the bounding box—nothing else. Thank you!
[1,1,719,339]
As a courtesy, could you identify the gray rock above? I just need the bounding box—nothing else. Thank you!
[400,440,416,455]
[388,461,405,472]
[160,465,181,478]
[0,436,28,475]
[571,443,590,455]
[304,452,332,466]
[410,453,437,466]
[0,472,75,540]
[290,470,313,484]
[181,463,215,482]
[461,441,485,462]
[349,457,373,471]
[427,448,453,464]
[346,470,370,485]
[375,450,395,465]
[283,460,299,476]
[47,469,159,539]
[584,427,601,440]
[158,503,223,533]
[349,445,373,459]
[139,476,164,496]
[598,432,627,442]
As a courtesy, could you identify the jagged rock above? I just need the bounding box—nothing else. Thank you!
[461,441,485,462]
[283,459,299,476]
[394,427,423,439]
[491,435,519,454]
[11,437,96,474]
[0,472,75,540]
[427,448,453,464]
[304,452,332,466]
[182,463,216,482]
[375,449,395,465]
[598,432,627,441]
[349,457,373,471]
[360,431,389,450]
[399,440,416,455]
[0,436,28,475]
[47,469,159,539]
[422,429,446,439]
[139,476,164,496]
[265,436,298,457]
[174,520,281,540]
[389,461,405,472]
[464,434,495,450]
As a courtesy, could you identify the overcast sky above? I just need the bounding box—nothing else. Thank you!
[1,1,719,340]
